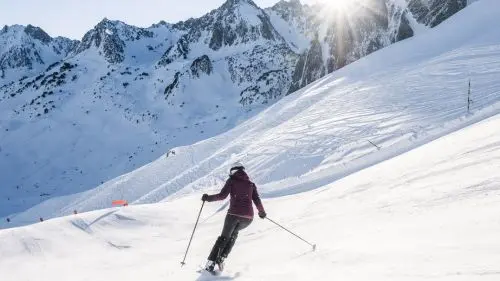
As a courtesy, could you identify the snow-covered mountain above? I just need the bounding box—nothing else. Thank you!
[0,0,468,219]
[0,24,77,83]
[1,2,499,278]
[2,0,496,226]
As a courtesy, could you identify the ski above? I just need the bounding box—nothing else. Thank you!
[196,268,222,277]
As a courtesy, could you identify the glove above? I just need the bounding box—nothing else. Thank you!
[201,194,209,202]
[258,211,267,219]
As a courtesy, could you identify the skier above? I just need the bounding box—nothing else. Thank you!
[201,162,266,273]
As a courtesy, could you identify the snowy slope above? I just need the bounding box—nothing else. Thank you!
[0,0,467,219]
[3,0,498,227]
[1,91,500,281]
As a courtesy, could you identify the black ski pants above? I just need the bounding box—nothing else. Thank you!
[221,214,252,238]
[208,214,252,262]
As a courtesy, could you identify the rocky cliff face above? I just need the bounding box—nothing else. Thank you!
[0,0,468,218]
[426,0,468,27]
[155,0,298,108]
[408,0,467,27]
[285,0,467,94]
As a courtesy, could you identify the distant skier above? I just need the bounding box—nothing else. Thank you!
[201,162,266,273]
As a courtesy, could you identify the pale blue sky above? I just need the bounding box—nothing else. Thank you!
[0,0,322,39]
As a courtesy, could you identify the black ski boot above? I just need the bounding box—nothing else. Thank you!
[206,236,227,273]
[204,260,216,273]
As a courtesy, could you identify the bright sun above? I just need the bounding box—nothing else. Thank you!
[317,0,373,18]
[323,0,355,11]
[332,0,352,9]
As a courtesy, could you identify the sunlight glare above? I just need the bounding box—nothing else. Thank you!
[323,0,356,12]
[317,0,373,20]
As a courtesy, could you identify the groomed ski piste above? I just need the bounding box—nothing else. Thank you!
[1,0,500,280]
[2,111,500,281]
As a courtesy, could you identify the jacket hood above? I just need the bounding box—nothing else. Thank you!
[230,169,250,181]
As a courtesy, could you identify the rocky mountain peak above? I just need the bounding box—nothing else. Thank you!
[0,24,76,79]
[208,0,281,50]
[75,19,125,63]
[273,0,303,8]
[24,25,52,44]
[222,0,259,8]
[0,25,27,42]
[150,20,172,29]
[160,0,284,67]
[271,0,307,16]
[75,18,153,63]
[0,24,53,44]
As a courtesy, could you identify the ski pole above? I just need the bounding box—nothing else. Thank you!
[266,217,317,251]
[181,201,205,266]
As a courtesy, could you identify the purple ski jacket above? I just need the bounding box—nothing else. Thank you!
[205,170,265,219]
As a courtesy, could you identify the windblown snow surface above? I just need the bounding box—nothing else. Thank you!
[1,0,500,280]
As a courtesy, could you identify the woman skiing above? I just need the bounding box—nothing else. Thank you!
[202,162,266,273]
